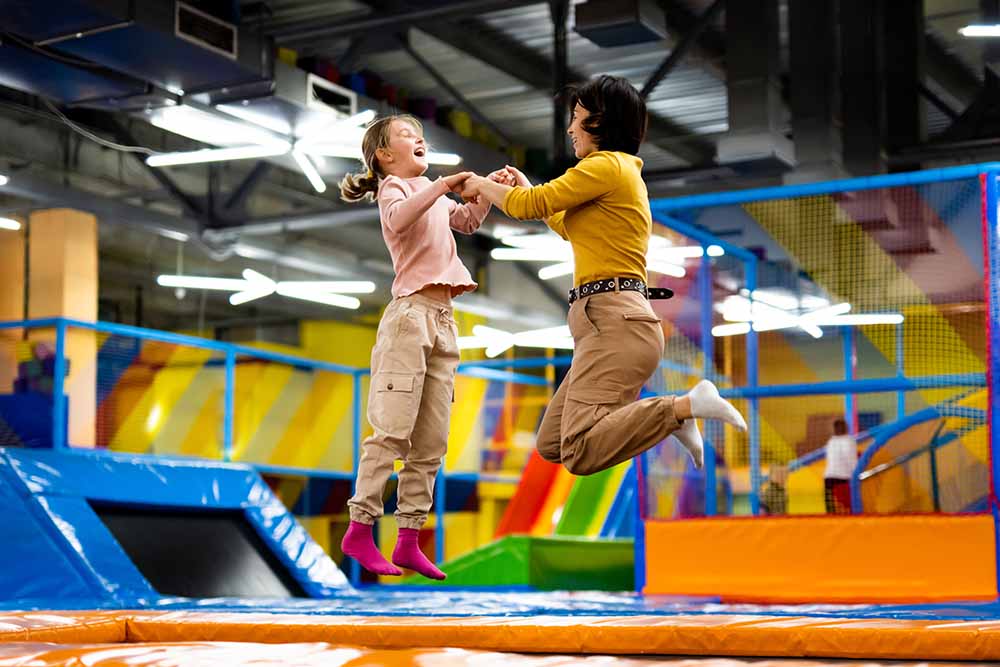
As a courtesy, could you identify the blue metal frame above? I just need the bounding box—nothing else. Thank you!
[842,327,856,434]
[983,170,1000,595]
[223,350,235,462]
[895,323,906,420]
[650,162,1000,212]
[350,370,364,586]
[720,374,985,399]
[52,320,67,450]
[746,258,761,515]
[698,244,717,516]
[986,173,1000,503]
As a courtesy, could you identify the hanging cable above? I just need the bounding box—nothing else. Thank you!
[41,98,160,156]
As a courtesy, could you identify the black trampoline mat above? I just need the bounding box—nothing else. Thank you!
[91,504,308,599]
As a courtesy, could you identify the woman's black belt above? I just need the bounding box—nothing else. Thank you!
[568,277,674,305]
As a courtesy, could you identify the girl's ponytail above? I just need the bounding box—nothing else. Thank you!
[339,168,380,203]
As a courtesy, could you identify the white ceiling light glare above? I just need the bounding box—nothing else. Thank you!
[490,232,713,281]
[156,269,375,310]
[145,105,282,147]
[958,24,1000,37]
[458,325,574,358]
[0,174,8,186]
[711,288,904,337]
[0,217,21,231]
[291,149,327,194]
[146,104,459,193]
[146,143,291,167]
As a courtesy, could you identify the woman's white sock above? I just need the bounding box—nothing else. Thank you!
[673,417,704,469]
[687,379,748,431]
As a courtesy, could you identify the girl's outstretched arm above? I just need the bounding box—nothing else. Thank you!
[380,172,473,233]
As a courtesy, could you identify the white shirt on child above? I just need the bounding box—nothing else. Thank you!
[824,434,858,480]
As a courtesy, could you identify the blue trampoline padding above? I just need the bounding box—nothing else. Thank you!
[2,585,1000,622]
[0,447,350,605]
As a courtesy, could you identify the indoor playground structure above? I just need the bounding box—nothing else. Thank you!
[3,162,1000,663]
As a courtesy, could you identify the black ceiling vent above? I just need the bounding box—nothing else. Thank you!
[574,0,667,48]
[175,2,237,60]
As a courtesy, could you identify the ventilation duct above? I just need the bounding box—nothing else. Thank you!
[0,0,271,100]
[573,0,667,48]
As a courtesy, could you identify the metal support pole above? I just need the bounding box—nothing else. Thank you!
[223,350,235,461]
[698,247,717,515]
[896,321,906,419]
[52,319,67,449]
[350,371,363,586]
[551,0,570,167]
[842,326,857,433]
[929,437,942,513]
[746,259,761,515]
[435,465,446,564]
[985,170,1000,596]
[982,169,1000,599]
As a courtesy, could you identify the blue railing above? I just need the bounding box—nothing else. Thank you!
[0,316,566,586]
[850,405,988,513]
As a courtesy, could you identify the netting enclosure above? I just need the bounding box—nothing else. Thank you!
[638,163,1000,603]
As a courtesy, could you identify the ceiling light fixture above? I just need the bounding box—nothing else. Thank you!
[491,232,704,281]
[958,24,1000,37]
[0,217,21,231]
[146,105,461,194]
[291,149,327,194]
[458,325,574,357]
[0,175,8,186]
[156,270,375,310]
[146,143,291,167]
[711,291,903,337]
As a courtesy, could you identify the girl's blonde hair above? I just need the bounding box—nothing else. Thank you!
[339,114,423,203]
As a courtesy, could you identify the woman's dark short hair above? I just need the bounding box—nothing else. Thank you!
[833,418,848,435]
[567,75,648,155]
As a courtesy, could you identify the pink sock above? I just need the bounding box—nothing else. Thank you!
[341,521,402,576]
[392,528,446,580]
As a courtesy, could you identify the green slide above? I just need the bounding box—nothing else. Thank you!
[402,535,634,590]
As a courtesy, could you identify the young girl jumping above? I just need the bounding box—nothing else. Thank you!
[338,114,512,579]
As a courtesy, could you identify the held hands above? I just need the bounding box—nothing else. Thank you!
[503,164,532,188]
[443,171,474,194]
[487,168,516,186]
[459,174,489,202]
[457,169,513,203]
[448,166,524,204]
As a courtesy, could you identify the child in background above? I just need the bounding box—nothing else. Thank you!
[823,417,857,514]
[338,115,512,579]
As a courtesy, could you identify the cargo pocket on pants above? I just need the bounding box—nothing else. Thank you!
[623,311,661,323]
[561,386,623,444]
[369,372,417,439]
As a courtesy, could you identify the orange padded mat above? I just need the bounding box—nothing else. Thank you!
[0,642,989,667]
[2,611,1000,662]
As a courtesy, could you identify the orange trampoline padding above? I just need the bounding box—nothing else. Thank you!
[0,612,125,643]
[644,514,998,603]
[2,611,1000,661]
[0,641,984,667]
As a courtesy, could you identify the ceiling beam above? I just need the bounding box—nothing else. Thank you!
[925,32,982,109]
[272,0,542,42]
[658,0,726,79]
[396,34,513,145]
[642,0,725,99]
[407,11,716,164]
